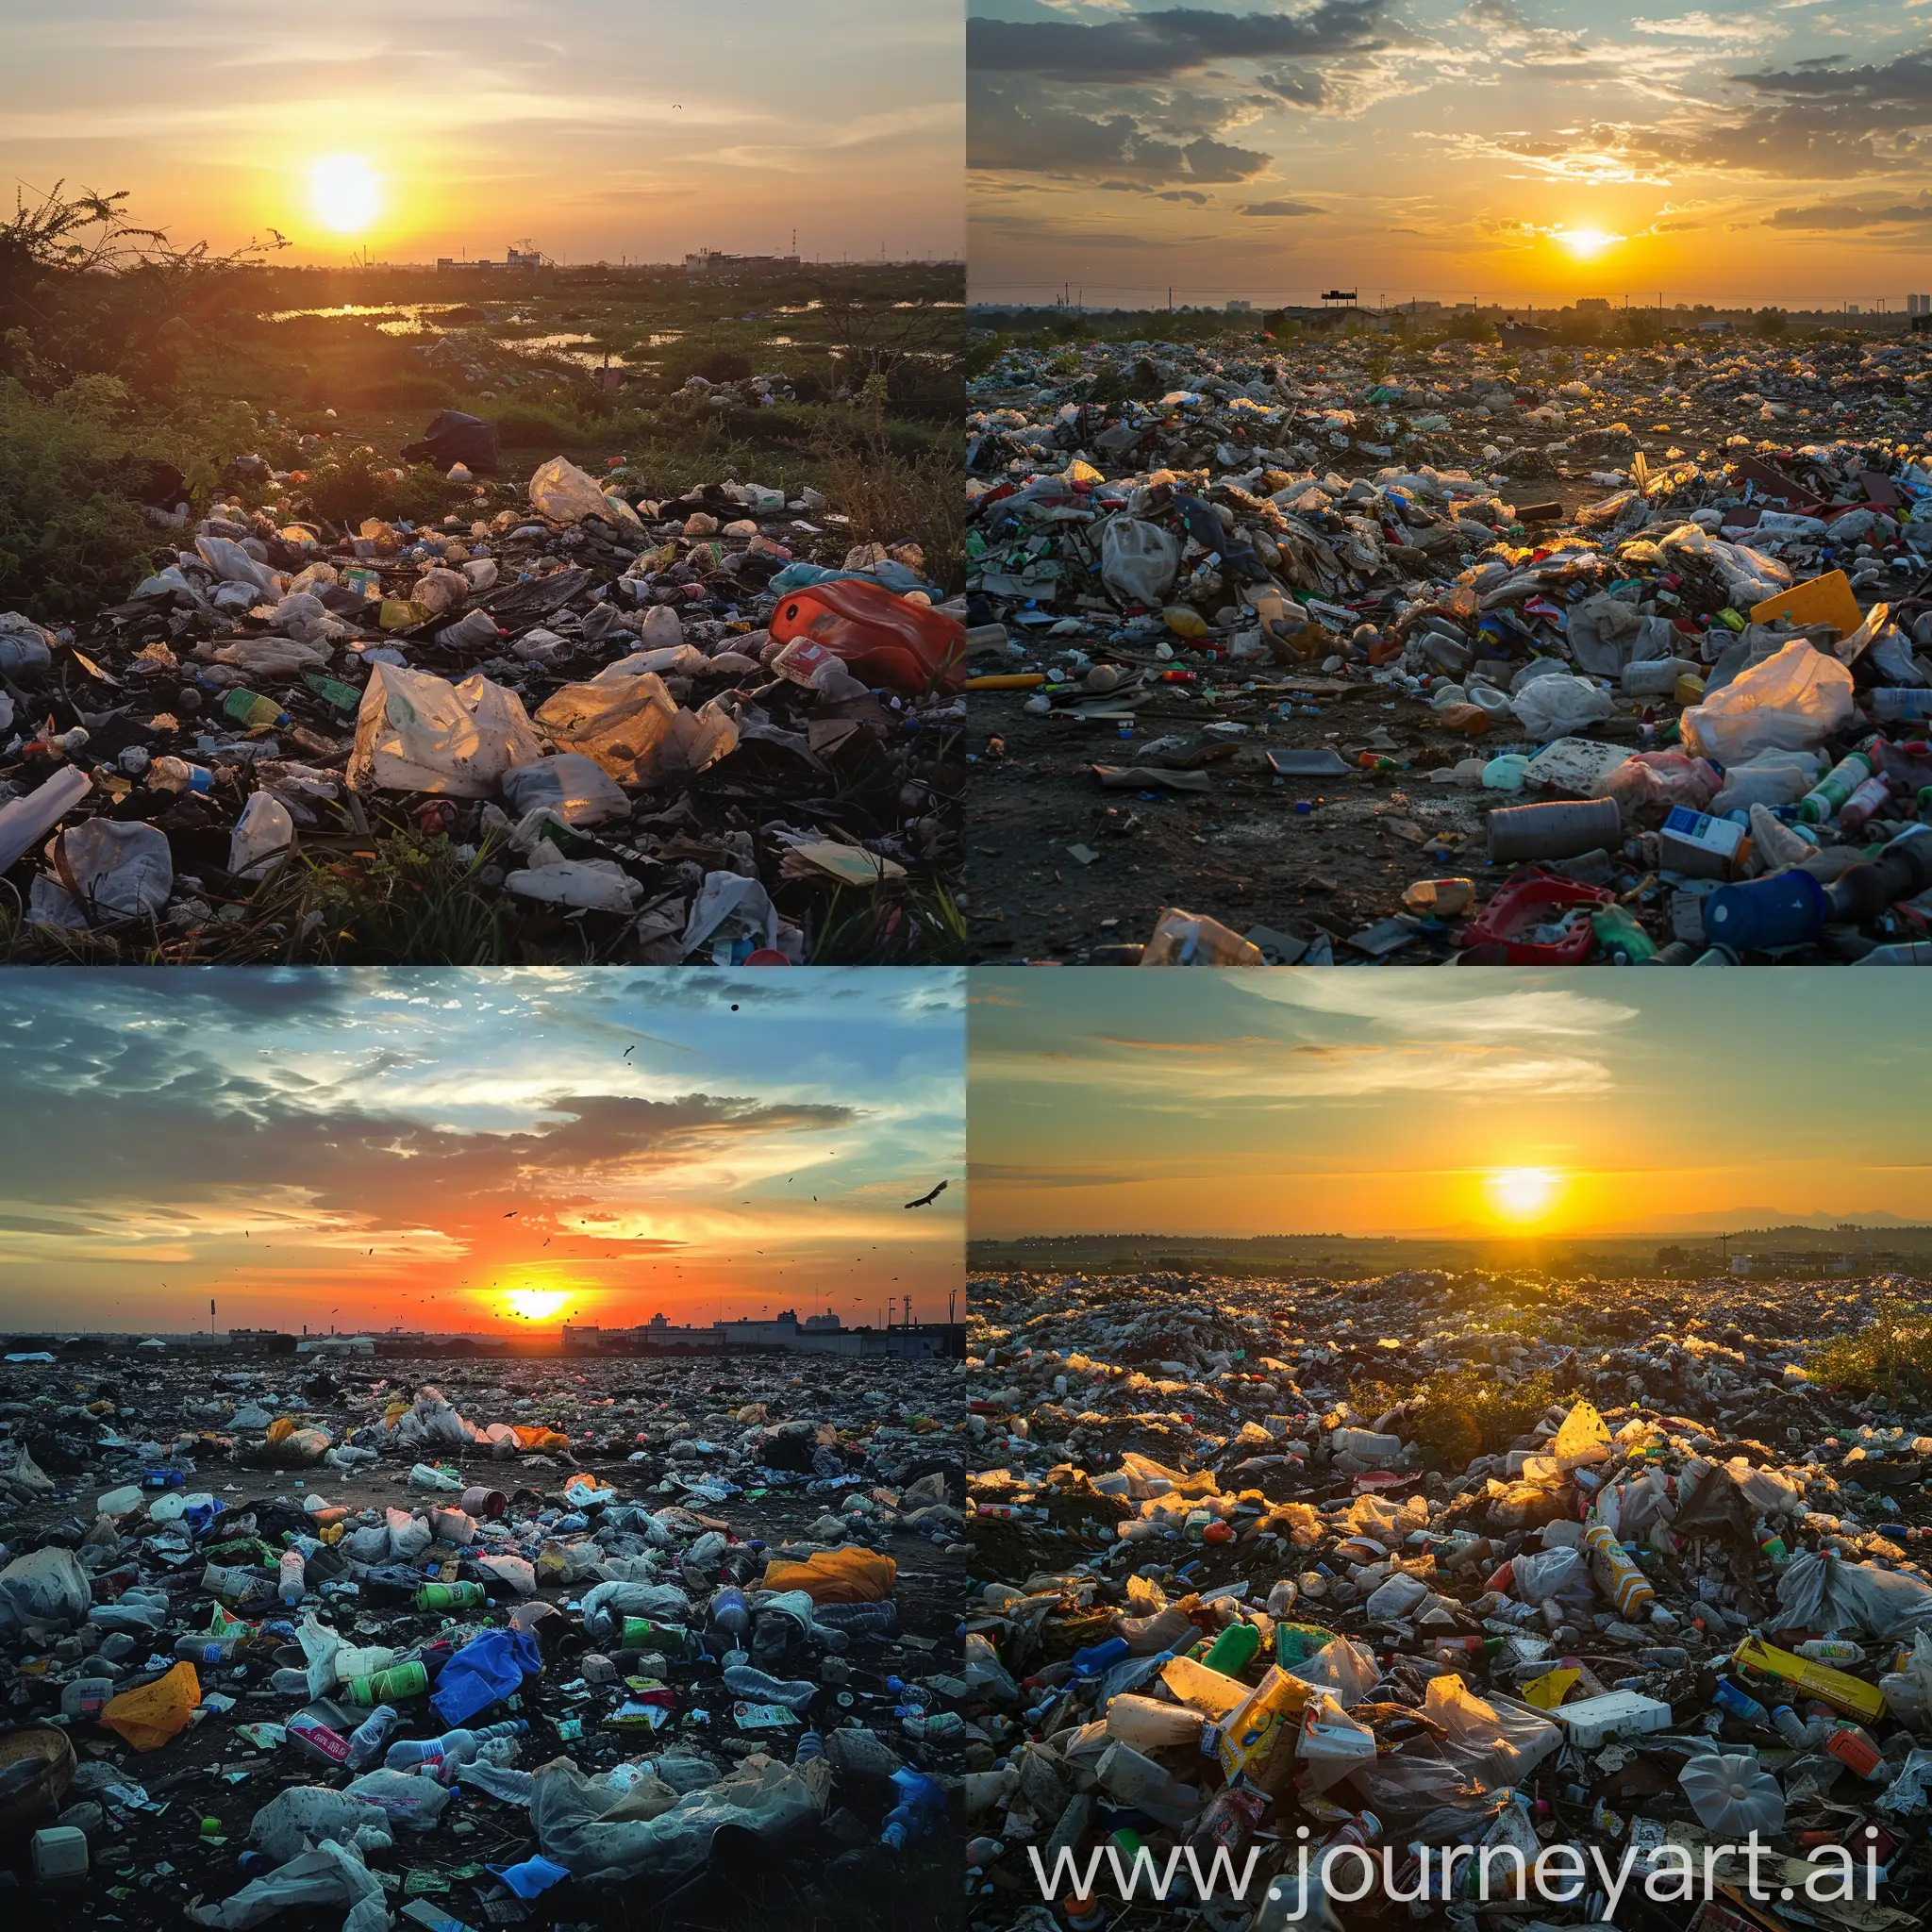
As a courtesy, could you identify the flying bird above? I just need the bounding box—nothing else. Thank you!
[903,1180,948,1209]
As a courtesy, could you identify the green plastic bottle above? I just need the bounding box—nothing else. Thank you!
[415,1581,484,1611]
[1591,904,1657,964]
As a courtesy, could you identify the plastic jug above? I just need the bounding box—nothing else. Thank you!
[768,578,967,695]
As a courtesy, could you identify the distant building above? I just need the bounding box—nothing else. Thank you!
[565,1307,956,1359]
[1730,1256,1753,1275]
[1909,294,1932,316]
[507,248,544,270]
[684,249,802,276]
[1575,297,1611,311]
[1225,299,1252,313]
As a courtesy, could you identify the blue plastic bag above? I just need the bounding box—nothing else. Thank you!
[430,1626,541,1727]
[487,1855,571,1898]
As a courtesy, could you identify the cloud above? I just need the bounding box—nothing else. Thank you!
[1764,195,1932,225]
[969,82,1272,180]
[1240,197,1324,215]
[967,2,1395,81]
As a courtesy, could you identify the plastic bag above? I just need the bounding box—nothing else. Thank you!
[503,857,643,913]
[529,1755,830,1885]
[499,753,629,826]
[1680,1752,1785,1835]
[31,819,172,927]
[680,871,779,964]
[1100,517,1183,607]
[529,456,645,534]
[188,1840,388,1932]
[342,1768,454,1829]
[1297,1690,1378,1794]
[1681,640,1855,764]
[348,663,544,797]
[0,1545,92,1627]
[760,1546,896,1604]
[534,675,739,788]
[1596,750,1721,824]
[430,1627,543,1728]
[1510,675,1614,739]
[1777,1549,1932,1640]
[1879,1627,1932,1729]
[1424,1673,1562,1786]
[229,792,296,880]
[250,1785,390,1862]
[101,1659,200,1750]
[1565,593,1677,677]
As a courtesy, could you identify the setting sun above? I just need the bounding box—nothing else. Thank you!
[309,154,380,234]
[1557,226,1618,260]
[1485,1167,1563,1224]
[504,1288,571,1322]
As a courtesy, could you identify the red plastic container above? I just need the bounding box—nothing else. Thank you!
[769,578,967,695]
[1458,874,1613,965]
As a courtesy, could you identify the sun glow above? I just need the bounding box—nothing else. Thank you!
[1557,225,1618,260]
[1485,1167,1563,1224]
[503,1288,570,1321]
[309,155,380,234]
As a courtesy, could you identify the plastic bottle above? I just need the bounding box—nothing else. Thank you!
[278,1550,306,1605]
[1840,771,1895,837]
[286,1708,352,1767]
[220,689,287,730]
[341,1660,429,1707]
[879,1768,947,1848]
[415,1581,485,1611]
[383,1719,526,1775]
[722,1663,817,1710]
[794,1730,825,1764]
[1771,1705,1817,1748]
[1795,1640,1864,1664]
[147,757,214,796]
[1869,690,1932,722]
[60,1678,116,1721]
[1825,1724,1886,1779]
[0,765,92,875]
[346,1703,401,1770]
[1592,905,1658,963]
[621,1617,690,1651]
[709,1585,750,1638]
[1798,750,1873,824]
[1713,1678,1771,1726]
[811,1602,896,1638]
[175,1633,244,1663]
[1582,1524,1655,1619]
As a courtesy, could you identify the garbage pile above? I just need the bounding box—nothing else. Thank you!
[0,1350,965,1927]
[0,449,964,961]
[964,1268,1932,1927]
[964,330,1932,963]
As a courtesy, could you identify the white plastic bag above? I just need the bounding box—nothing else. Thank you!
[503,858,643,913]
[1681,640,1855,764]
[30,818,172,926]
[680,871,779,963]
[1510,674,1614,739]
[1100,517,1183,607]
[499,754,629,826]
[0,1546,92,1627]
[348,663,544,796]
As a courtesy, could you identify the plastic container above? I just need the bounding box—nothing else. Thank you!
[341,1661,428,1707]
[346,1703,400,1770]
[1460,874,1613,964]
[768,578,967,696]
[415,1581,484,1611]
[31,1825,88,1885]
[0,765,92,875]
[1583,1524,1656,1619]
[1798,750,1873,824]
[1702,868,1826,952]
[219,689,288,730]
[1486,795,1623,863]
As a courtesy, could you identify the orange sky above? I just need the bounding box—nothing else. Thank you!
[0,969,963,1335]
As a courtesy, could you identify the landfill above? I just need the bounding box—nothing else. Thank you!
[964,327,1932,964]
[0,442,965,962]
[964,1266,1932,1929]
[0,1347,965,1928]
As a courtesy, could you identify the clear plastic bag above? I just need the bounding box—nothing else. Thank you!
[529,456,644,534]
[348,664,544,797]
[534,675,738,788]
[1681,640,1855,764]
[1100,517,1183,606]
[1510,674,1614,739]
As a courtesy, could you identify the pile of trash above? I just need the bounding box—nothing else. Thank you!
[964,1268,1932,1927]
[964,330,1932,963]
[0,445,964,961]
[0,1351,964,1926]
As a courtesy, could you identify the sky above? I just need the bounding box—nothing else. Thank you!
[968,0,1932,309]
[0,0,963,267]
[0,969,963,1338]
[969,971,1932,1241]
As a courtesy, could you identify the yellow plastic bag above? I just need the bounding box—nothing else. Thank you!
[101,1660,199,1751]
[761,1546,896,1604]
[265,1417,296,1445]
[1552,1400,1610,1460]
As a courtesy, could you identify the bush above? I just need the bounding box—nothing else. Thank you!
[0,374,168,618]
[1809,1302,1932,1401]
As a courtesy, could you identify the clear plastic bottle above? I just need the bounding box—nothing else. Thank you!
[278,1550,306,1606]
[346,1704,401,1771]
[722,1663,817,1710]
[384,1719,526,1776]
